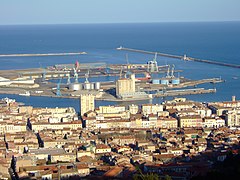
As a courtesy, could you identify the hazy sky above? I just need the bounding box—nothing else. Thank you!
[1,0,240,25]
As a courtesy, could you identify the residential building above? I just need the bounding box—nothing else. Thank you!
[80,94,95,116]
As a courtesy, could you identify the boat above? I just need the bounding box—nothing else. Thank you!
[19,91,30,96]
[136,73,151,81]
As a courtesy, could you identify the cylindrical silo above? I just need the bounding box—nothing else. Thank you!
[171,78,180,85]
[152,79,160,84]
[94,82,101,90]
[160,78,169,85]
[84,82,91,90]
[69,83,82,91]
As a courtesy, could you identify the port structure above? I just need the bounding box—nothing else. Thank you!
[0,52,87,57]
[0,59,224,101]
[56,78,62,96]
[147,52,159,73]
[117,46,240,69]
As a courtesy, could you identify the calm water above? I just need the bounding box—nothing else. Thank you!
[0,22,239,111]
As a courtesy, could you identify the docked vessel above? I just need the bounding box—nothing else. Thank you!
[19,91,30,96]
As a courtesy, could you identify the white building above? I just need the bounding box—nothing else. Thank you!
[129,104,139,114]
[80,94,95,116]
[142,104,163,115]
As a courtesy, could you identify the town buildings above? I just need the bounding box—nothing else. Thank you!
[0,97,239,179]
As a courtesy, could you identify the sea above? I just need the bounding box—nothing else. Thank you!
[0,22,239,112]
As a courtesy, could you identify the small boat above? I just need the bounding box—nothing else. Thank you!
[232,77,238,80]
[19,91,30,96]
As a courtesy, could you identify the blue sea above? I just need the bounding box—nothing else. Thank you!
[0,22,239,111]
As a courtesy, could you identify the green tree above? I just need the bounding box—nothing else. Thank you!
[133,173,159,180]
[133,166,159,180]
[164,175,172,180]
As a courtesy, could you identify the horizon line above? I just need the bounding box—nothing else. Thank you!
[0,20,240,26]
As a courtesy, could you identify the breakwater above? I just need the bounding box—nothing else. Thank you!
[0,52,87,57]
[117,47,240,69]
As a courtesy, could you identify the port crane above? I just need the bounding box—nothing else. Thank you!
[42,69,47,82]
[171,64,175,78]
[147,52,158,73]
[125,53,132,77]
[66,74,71,85]
[56,78,62,96]
[39,62,47,82]
[73,68,78,83]
[105,65,110,75]
[85,69,90,83]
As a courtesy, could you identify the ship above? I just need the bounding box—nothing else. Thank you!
[19,91,30,96]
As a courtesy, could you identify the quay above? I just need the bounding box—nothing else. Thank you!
[117,46,240,69]
[139,78,223,91]
[154,88,216,97]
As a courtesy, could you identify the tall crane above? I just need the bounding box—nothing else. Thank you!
[39,62,47,82]
[147,52,158,73]
[166,65,171,78]
[85,69,90,83]
[171,64,175,77]
[42,69,47,82]
[105,64,110,75]
[119,66,123,79]
[73,68,78,83]
[66,74,71,85]
[125,53,132,77]
[56,78,62,96]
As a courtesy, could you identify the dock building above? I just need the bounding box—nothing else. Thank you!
[116,74,136,98]
[116,73,151,100]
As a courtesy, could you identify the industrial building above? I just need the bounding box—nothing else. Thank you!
[0,76,35,86]
[151,64,180,86]
[116,74,136,98]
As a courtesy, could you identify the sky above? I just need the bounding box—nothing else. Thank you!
[1,0,240,25]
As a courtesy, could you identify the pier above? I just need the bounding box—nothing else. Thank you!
[154,88,216,97]
[0,52,87,57]
[117,47,240,69]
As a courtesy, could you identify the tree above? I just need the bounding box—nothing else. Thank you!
[133,173,159,180]
[164,175,172,180]
[133,166,159,180]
